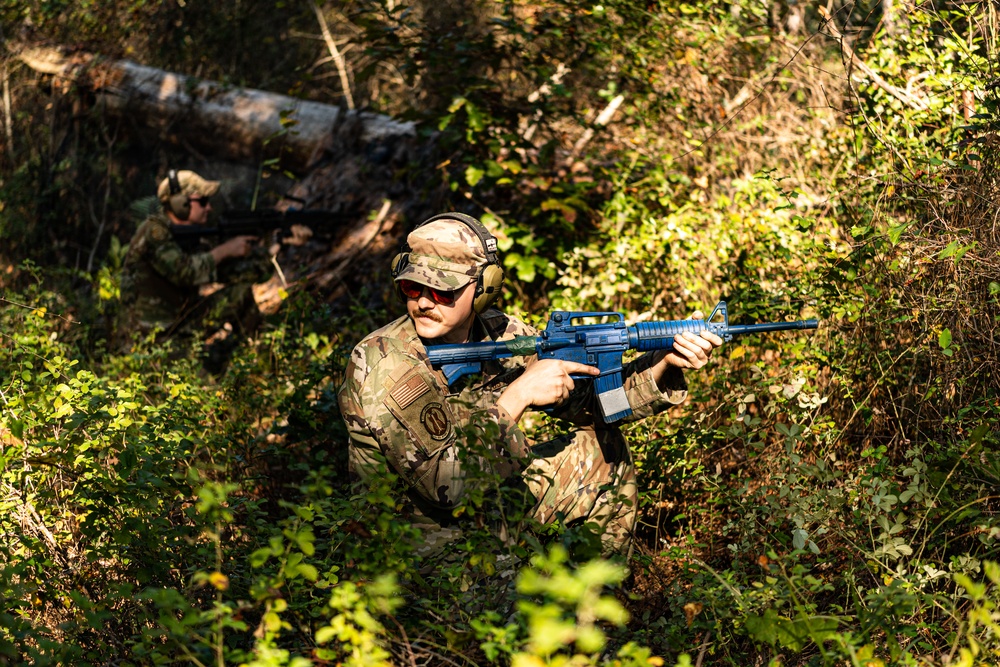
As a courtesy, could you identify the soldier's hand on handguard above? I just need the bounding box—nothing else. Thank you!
[654,310,724,374]
[210,235,259,264]
[497,358,600,422]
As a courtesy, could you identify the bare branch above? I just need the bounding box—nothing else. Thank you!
[822,13,930,111]
[309,0,355,110]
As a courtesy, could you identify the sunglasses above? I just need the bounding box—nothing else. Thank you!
[188,196,212,207]
[398,279,459,305]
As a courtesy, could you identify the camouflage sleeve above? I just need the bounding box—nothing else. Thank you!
[148,236,217,287]
[617,354,688,421]
[338,340,527,510]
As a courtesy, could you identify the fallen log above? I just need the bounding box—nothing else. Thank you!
[12,43,449,312]
[13,44,415,171]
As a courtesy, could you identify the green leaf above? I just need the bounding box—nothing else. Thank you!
[955,242,976,260]
[954,573,986,601]
[515,256,537,283]
[316,625,337,644]
[969,422,990,444]
[792,529,807,550]
[888,223,909,245]
[985,561,1000,586]
[938,328,952,349]
[250,548,273,568]
[938,241,960,259]
[465,165,485,187]
[466,102,485,132]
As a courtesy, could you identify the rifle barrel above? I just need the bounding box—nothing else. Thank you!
[727,320,819,336]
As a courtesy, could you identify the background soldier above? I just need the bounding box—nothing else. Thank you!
[337,213,724,559]
[117,169,267,367]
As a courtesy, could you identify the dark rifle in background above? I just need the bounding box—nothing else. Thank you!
[426,301,819,424]
[170,208,349,249]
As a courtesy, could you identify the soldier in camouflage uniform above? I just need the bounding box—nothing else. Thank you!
[337,214,723,557]
[117,170,267,364]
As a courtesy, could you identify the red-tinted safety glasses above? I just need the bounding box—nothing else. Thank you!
[398,279,458,305]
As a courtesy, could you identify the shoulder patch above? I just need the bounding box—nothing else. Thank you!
[389,373,431,409]
[419,403,451,440]
[150,223,170,242]
[384,365,454,456]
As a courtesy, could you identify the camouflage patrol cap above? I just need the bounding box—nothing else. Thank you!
[156,170,221,203]
[395,218,490,290]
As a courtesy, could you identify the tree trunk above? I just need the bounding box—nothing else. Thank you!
[13,45,415,172]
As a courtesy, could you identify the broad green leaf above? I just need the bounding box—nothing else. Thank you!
[792,529,807,550]
[315,626,338,644]
[888,223,909,245]
[465,165,485,187]
[969,422,990,444]
[985,561,1000,586]
[938,241,960,259]
[938,328,952,349]
[249,548,272,567]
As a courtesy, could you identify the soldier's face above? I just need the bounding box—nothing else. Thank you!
[187,192,212,225]
[406,281,476,343]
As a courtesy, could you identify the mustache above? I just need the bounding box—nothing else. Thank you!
[414,311,443,323]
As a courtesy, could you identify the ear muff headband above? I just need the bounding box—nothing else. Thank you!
[166,169,191,220]
[391,213,505,313]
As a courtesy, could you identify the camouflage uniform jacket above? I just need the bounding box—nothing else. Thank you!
[119,212,217,332]
[337,308,689,530]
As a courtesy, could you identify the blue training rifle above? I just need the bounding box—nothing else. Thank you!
[425,301,819,424]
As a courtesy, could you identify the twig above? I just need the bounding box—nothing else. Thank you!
[309,0,355,110]
[2,62,13,161]
[386,615,418,667]
[6,483,69,568]
[0,296,79,324]
[87,117,121,274]
[820,9,930,111]
[570,94,624,160]
[695,631,712,667]
[271,254,288,288]
[522,63,570,142]
[86,192,106,275]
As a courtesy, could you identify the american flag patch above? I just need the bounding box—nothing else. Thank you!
[389,374,430,408]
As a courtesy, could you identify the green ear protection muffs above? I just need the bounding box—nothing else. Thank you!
[391,212,505,314]
[166,169,191,221]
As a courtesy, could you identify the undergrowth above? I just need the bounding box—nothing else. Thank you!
[3,0,1000,665]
